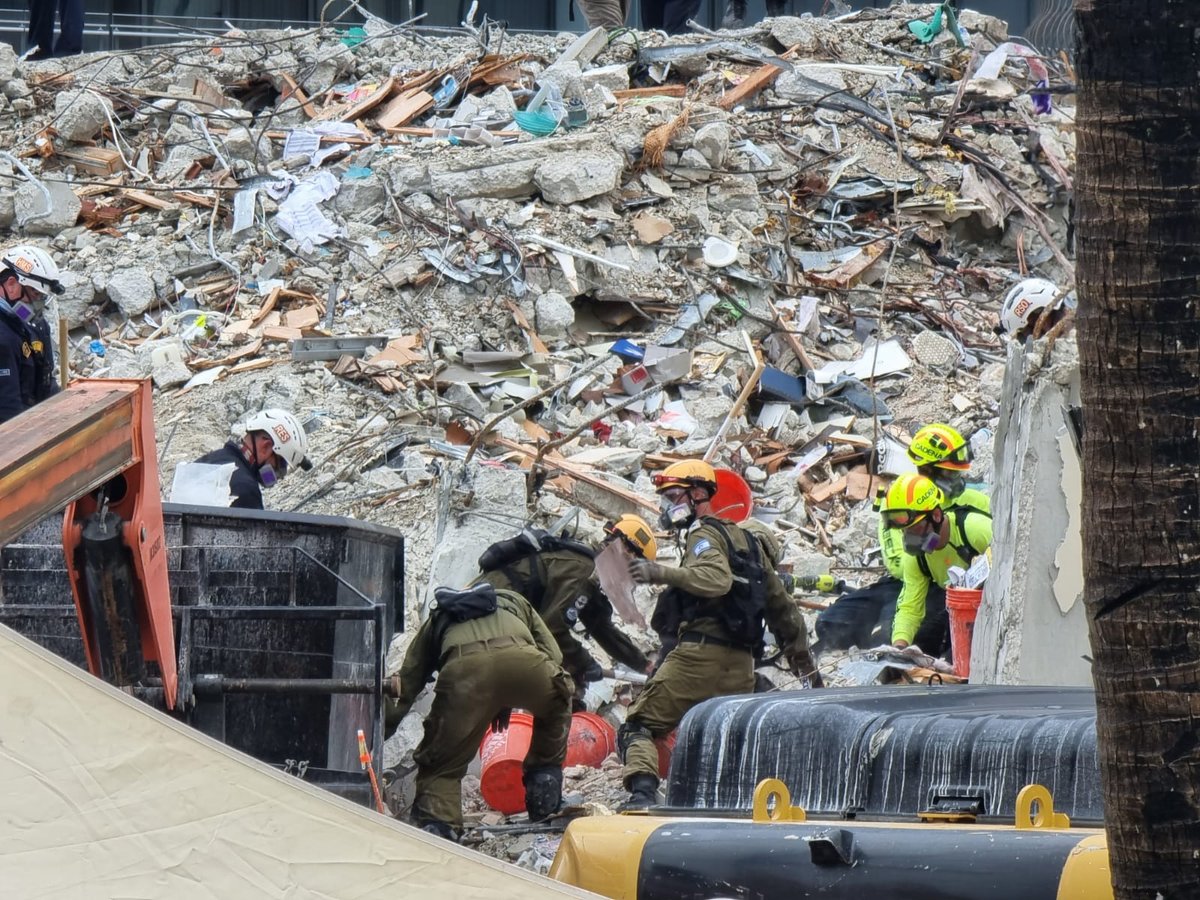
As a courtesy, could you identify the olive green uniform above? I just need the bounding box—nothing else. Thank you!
[476,549,649,694]
[622,518,810,787]
[391,588,574,830]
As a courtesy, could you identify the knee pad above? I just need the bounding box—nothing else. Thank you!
[617,721,652,760]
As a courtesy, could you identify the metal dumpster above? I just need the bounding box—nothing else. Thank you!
[0,503,404,807]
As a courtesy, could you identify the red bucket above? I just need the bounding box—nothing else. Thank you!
[654,730,677,778]
[711,468,753,522]
[479,711,535,814]
[565,711,617,768]
[480,711,619,814]
[946,587,984,679]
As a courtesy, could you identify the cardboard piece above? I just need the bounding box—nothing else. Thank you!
[592,539,645,628]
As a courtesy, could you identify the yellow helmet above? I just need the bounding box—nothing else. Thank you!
[606,514,657,560]
[907,423,971,471]
[653,459,717,494]
[883,473,944,528]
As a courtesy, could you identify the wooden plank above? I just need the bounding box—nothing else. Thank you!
[57,147,123,176]
[493,436,658,514]
[806,240,888,290]
[263,326,302,342]
[717,44,802,111]
[275,72,315,118]
[117,188,178,211]
[190,337,263,370]
[614,85,687,101]
[376,89,434,130]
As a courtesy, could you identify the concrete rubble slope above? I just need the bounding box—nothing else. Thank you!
[0,625,598,900]
[0,1,1075,870]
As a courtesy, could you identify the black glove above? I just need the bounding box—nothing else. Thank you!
[629,558,669,584]
[582,659,605,683]
[491,708,511,733]
[787,650,824,688]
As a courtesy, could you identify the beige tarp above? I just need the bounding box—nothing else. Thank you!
[0,625,595,899]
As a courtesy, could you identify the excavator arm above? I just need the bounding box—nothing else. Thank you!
[0,379,177,708]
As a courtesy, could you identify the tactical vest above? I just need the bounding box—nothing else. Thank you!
[478,528,595,605]
[673,517,769,653]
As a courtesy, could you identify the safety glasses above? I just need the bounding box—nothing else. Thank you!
[884,509,929,529]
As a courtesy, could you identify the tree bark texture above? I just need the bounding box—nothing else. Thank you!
[1076,1,1200,897]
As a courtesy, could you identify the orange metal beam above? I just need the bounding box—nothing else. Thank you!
[0,379,177,708]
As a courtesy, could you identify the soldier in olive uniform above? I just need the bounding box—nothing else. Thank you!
[620,460,821,809]
[474,515,655,709]
[387,583,574,839]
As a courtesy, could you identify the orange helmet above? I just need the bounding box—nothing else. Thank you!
[652,460,717,494]
[605,514,657,560]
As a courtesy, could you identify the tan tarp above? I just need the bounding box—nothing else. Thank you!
[0,625,595,899]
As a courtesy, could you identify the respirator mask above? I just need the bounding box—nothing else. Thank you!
[658,492,694,531]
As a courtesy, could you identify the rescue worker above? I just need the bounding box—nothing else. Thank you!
[576,0,628,30]
[386,583,574,840]
[0,244,64,424]
[996,277,1074,341]
[619,460,820,810]
[474,515,654,710]
[884,473,993,655]
[191,409,312,509]
[815,423,989,651]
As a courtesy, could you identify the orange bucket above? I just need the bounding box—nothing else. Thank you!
[480,711,619,814]
[654,730,677,777]
[946,587,984,679]
[565,711,617,768]
[711,468,753,522]
[479,711,535,814]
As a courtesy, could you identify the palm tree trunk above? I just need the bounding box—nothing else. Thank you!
[1076,1,1200,897]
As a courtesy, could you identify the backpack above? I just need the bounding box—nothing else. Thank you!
[677,518,769,654]
[429,583,499,653]
[478,527,595,603]
[916,506,991,581]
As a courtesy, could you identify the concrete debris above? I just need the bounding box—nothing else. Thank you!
[7,3,1077,869]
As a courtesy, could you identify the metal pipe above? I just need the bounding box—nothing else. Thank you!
[191,675,376,696]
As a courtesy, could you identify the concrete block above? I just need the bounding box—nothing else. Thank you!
[551,26,609,71]
[106,268,157,317]
[974,336,1089,686]
[53,90,113,142]
[147,340,192,389]
[693,122,731,168]
[15,180,80,234]
[534,150,623,205]
[581,64,631,92]
[534,290,575,339]
[334,171,387,218]
[55,269,96,327]
[430,159,539,200]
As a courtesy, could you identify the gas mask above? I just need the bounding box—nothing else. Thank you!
[258,463,280,488]
[928,471,966,501]
[902,522,944,554]
[658,494,695,531]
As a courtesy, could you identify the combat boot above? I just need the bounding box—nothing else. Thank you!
[524,766,564,822]
[419,820,458,842]
[619,774,659,811]
[720,0,746,28]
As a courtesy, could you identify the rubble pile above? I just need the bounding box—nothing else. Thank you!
[3,2,1074,860]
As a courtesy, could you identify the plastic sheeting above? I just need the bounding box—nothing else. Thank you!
[0,625,596,900]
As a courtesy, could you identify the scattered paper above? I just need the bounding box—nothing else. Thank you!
[282,129,320,159]
[231,187,257,235]
[275,170,343,252]
[169,462,236,507]
[810,337,912,385]
[593,540,645,628]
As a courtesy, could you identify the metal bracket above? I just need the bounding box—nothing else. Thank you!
[1015,784,1072,830]
[290,336,388,361]
[752,778,807,823]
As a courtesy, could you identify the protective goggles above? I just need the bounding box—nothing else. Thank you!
[884,508,931,529]
[3,264,64,297]
[935,444,972,470]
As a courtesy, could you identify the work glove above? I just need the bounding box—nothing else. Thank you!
[787,650,825,689]
[629,558,669,585]
[582,659,605,683]
[491,708,512,733]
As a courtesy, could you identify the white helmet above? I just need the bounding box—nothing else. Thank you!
[999,278,1061,335]
[242,409,311,471]
[1,245,63,297]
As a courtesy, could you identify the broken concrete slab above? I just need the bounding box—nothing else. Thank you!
[106,268,157,318]
[53,89,114,142]
[15,180,80,234]
[534,150,624,205]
